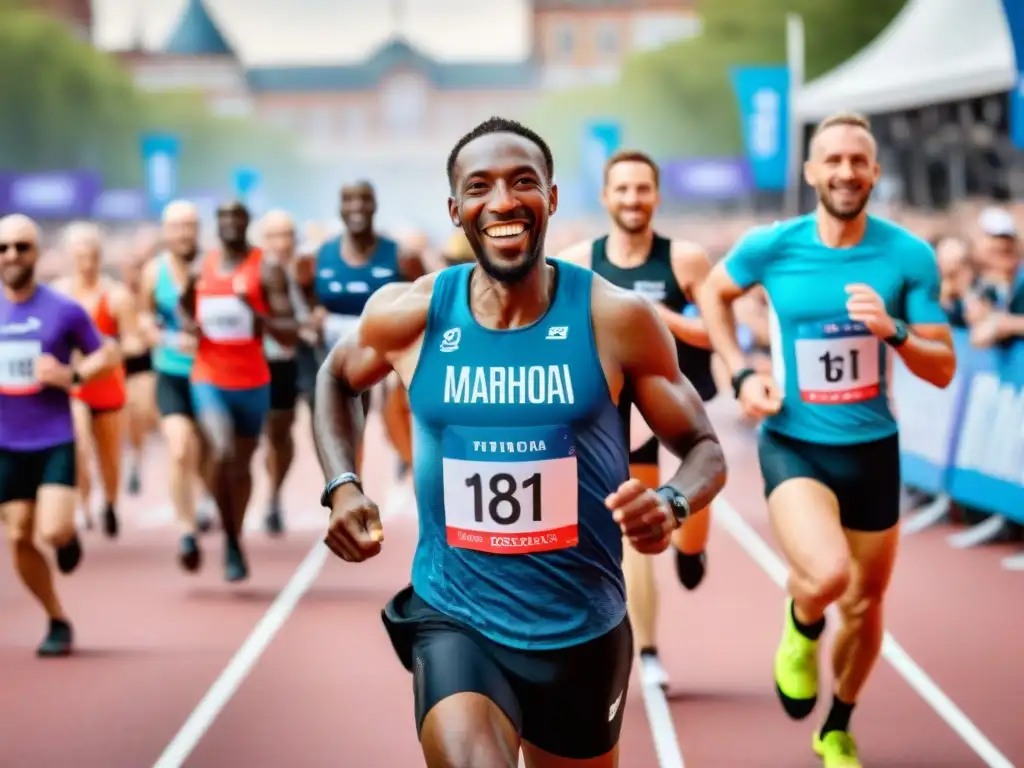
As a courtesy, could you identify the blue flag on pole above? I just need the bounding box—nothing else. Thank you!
[232,167,260,202]
[140,134,180,218]
[729,66,790,191]
[1001,1,1024,149]
[580,120,622,209]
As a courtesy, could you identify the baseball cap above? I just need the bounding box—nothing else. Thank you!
[979,207,1017,238]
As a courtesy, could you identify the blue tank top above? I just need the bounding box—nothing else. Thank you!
[313,235,401,316]
[723,214,947,445]
[152,254,194,378]
[407,261,629,651]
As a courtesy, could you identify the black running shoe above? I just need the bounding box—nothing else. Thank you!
[37,618,73,657]
[102,503,119,539]
[178,534,201,573]
[675,549,706,591]
[224,539,249,583]
[55,535,83,574]
[264,506,284,536]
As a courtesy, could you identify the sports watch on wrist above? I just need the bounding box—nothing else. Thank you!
[884,319,908,348]
[320,472,362,508]
[655,485,691,528]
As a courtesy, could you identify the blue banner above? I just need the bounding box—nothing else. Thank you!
[232,167,260,202]
[729,66,790,191]
[1001,1,1024,148]
[0,171,102,218]
[895,329,1024,523]
[661,157,754,201]
[580,120,622,209]
[140,134,180,218]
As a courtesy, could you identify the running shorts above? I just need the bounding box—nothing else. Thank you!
[124,351,153,377]
[0,442,76,504]
[758,428,901,532]
[156,373,194,419]
[269,359,299,412]
[190,382,270,439]
[382,585,633,760]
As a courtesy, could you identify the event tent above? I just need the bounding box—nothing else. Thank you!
[795,0,1017,121]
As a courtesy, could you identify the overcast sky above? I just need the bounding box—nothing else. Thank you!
[91,0,531,65]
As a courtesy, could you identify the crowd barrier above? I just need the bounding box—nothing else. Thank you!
[894,329,1024,527]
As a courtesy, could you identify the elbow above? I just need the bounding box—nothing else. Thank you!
[932,355,957,389]
[709,440,728,497]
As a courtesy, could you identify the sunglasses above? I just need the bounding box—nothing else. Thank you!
[0,241,32,254]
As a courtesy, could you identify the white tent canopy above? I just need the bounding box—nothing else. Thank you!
[795,0,1017,121]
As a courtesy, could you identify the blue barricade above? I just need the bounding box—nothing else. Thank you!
[893,329,1024,524]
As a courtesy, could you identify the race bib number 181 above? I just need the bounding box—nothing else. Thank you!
[795,320,880,404]
[441,424,578,555]
[0,340,42,395]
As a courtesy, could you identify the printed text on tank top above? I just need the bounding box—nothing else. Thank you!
[197,256,257,345]
[795,317,880,404]
[0,316,43,395]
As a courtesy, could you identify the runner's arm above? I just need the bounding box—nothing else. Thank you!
[66,304,119,382]
[259,261,299,346]
[658,241,711,349]
[891,241,956,388]
[314,276,434,481]
[136,258,163,347]
[109,283,139,358]
[399,247,427,281]
[697,227,776,376]
[606,288,727,512]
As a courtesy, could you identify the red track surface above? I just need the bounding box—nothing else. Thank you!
[1,402,1021,767]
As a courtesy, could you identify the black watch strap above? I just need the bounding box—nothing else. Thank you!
[656,485,691,526]
[320,472,362,508]
[884,319,908,348]
[71,370,83,387]
[731,367,755,399]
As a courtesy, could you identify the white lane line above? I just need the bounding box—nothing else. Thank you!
[151,541,328,768]
[714,498,1015,768]
[640,681,687,768]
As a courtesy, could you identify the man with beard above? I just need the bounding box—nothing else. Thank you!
[556,149,716,691]
[179,201,299,582]
[0,214,119,655]
[314,116,727,767]
[698,112,956,767]
[139,200,209,572]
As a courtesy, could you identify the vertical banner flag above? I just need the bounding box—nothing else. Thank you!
[1001,0,1024,149]
[141,134,180,218]
[729,66,790,191]
[232,167,260,204]
[580,120,621,209]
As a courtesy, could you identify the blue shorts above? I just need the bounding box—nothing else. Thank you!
[190,382,270,439]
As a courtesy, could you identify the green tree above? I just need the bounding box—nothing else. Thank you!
[530,0,907,171]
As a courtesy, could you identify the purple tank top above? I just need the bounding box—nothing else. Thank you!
[0,284,101,450]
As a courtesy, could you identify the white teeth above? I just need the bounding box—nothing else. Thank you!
[484,223,526,238]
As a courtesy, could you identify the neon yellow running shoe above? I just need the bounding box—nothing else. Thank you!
[813,730,862,767]
[773,598,819,719]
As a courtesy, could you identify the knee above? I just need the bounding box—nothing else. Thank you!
[802,558,851,606]
[837,582,886,626]
[6,520,33,548]
[37,517,76,548]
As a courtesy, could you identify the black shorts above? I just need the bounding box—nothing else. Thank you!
[124,351,153,377]
[0,442,76,504]
[382,586,633,760]
[624,374,715,466]
[758,428,901,532]
[269,359,299,411]
[156,372,193,419]
[295,342,321,403]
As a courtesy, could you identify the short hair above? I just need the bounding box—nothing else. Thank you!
[341,180,375,197]
[812,111,872,139]
[603,149,660,188]
[63,220,103,248]
[446,116,554,192]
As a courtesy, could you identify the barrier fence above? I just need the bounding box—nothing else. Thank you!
[894,329,1024,528]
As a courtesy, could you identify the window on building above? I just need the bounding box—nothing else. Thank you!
[596,21,620,55]
[382,73,428,137]
[553,22,574,58]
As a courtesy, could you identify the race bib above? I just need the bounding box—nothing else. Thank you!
[441,425,578,555]
[0,340,42,395]
[795,320,880,404]
[323,313,360,349]
[197,296,254,344]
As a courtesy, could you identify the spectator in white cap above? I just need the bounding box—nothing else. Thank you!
[967,207,1024,347]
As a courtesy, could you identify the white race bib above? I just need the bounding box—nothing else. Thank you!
[441,425,578,555]
[795,320,880,404]
[197,296,254,344]
[0,340,42,395]
[323,313,360,349]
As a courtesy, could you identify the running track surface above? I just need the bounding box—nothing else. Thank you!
[2,401,1021,768]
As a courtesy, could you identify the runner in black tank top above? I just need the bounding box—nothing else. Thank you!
[555,149,715,691]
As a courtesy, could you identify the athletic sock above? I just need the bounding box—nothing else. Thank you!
[791,600,825,640]
[819,694,855,736]
[639,646,658,659]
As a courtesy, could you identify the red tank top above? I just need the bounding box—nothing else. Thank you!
[73,292,127,409]
[191,249,270,389]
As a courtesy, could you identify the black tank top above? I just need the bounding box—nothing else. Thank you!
[591,234,716,402]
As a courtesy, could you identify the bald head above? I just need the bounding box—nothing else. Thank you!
[64,221,103,280]
[261,209,296,262]
[163,199,198,226]
[0,214,40,292]
[161,199,199,262]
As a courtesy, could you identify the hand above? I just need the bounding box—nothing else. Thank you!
[845,283,897,339]
[35,354,73,390]
[970,314,1006,348]
[738,371,782,420]
[605,478,674,555]
[324,482,384,562]
[308,306,327,332]
[177,331,198,355]
[963,295,992,326]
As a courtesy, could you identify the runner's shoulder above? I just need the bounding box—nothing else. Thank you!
[867,215,936,267]
[552,238,593,265]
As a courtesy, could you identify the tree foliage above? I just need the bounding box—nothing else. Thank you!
[529,0,908,172]
[0,5,297,194]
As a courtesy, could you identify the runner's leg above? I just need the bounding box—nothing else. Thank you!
[90,408,124,538]
[70,399,93,529]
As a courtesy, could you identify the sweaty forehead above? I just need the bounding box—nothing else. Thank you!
[0,217,38,243]
[455,133,546,183]
[811,124,877,159]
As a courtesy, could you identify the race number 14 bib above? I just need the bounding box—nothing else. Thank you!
[441,425,578,555]
[0,340,42,395]
[197,296,254,344]
[795,320,880,404]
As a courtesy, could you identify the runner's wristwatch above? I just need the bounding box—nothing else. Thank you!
[656,485,691,528]
[884,319,909,348]
[320,472,362,508]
